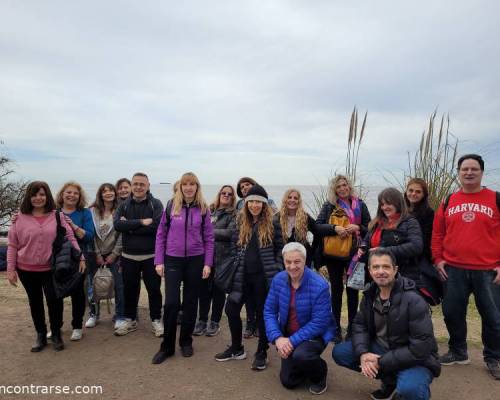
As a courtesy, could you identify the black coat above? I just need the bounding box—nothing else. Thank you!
[315,199,371,262]
[211,207,236,268]
[352,275,441,377]
[411,206,434,263]
[363,217,423,281]
[273,213,318,267]
[113,193,163,255]
[228,219,284,303]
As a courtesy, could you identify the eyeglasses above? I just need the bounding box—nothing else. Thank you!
[221,192,233,197]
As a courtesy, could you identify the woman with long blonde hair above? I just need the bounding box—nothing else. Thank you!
[276,188,317,266]
[152,172,215,364]
[215,184,283,371]
[316,175,371,343]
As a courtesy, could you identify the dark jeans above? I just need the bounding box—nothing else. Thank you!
[87,258,125,320]
[333,341,433,400]
[326,259,359,331]
[161,255,204,351]
[198,272,226,323]
[442,265,500,361]
[17,269,63,334]
[121,257,162,321]
[280,338,327,388]
[225,273,269,352]
[70,273,86,329]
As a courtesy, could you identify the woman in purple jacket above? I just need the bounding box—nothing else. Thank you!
[152,172,215,364]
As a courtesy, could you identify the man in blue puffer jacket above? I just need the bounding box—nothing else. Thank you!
[264,242,336,395]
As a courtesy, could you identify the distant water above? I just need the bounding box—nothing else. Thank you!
[78,183,383,216]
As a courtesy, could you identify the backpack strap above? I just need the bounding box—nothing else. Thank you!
[443,190,500,212]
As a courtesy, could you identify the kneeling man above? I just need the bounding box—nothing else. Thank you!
[264,242,336,395]
[333,248,441,400]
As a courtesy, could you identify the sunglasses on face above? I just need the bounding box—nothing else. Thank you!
[221,192,233,196]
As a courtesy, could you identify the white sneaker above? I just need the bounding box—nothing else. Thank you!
[152,319,164,337]
[46,331,52,339]
[114,319,127,330]
[114,319,138,336]
[71,329,83,341]
[85,316,98,328]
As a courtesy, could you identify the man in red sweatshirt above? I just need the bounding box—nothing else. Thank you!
[432,154,500,380]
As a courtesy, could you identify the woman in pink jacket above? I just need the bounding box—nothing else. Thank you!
[7,181,83,352]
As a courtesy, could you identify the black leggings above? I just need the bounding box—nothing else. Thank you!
[198,272,226,323]
[326,259,359,330]
[161,255,204,351]
[225,273,269,353]
[17,269,63,334]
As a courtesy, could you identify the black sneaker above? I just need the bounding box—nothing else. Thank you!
[243,321,256,339]
[181,345,194,357]
[439,351,470,365]
[486,358,500,380]
[215,346,247,361]
[251,350,267,370]
[152,349,174,364]
[193,320,207,336]
[371,384,396,400]
[309,377,328,395]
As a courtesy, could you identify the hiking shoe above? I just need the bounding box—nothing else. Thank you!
[51,332,64,351]
[85,316,98,328]
[243,322,256,339]
[151,319,164,337]
[193,320,208,336]
[439,351,470,365]
[152,349,174,365]
[371,384,396,400]
[205,321,220,337]
[181,345,194,357]
[486,359,500,380]
[114,319,138,336]
[70,329,83,341]
[251,350,268,370]
[215,346,247,361]
[309,377,328,395]
[114,319,126,330]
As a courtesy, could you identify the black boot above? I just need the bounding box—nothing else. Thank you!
[51,331,65,351]
[31,332,48,352]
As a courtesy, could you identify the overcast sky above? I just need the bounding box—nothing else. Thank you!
[1,0,499,188]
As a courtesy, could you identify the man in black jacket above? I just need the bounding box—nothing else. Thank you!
[332,248,440,400]
[113,172,164,337]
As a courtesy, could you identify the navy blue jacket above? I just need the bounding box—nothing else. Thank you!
[264,267,337,347]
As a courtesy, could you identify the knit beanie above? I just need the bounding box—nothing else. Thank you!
[245,184,268,204]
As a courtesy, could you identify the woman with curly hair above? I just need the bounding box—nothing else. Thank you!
[316,175,371,343]
[55,181,94,341]
[276,188,317,266]
[215,184,283,371]
[152,172,215,364]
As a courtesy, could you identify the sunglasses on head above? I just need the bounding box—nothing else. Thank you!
[221,192,233,196]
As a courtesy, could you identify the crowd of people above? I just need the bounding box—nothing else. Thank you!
[5,153,500,399]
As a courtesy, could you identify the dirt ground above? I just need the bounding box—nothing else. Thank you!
[0,273,497,400]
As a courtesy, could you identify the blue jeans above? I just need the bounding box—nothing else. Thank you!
[332,341,433,400]
[87,261,125,321]
[442,265,500,361]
